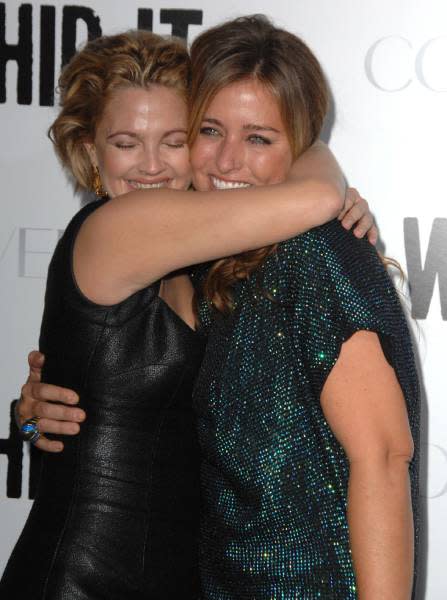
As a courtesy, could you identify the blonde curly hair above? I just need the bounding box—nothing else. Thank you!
[49,30,191,192]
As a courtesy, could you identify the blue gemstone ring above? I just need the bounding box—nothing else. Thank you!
[19,417,41,444]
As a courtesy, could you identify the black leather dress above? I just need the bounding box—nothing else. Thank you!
[0,200,205,599]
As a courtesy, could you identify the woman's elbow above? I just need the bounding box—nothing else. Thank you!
[347,431,414,472]
[386,434,414,468]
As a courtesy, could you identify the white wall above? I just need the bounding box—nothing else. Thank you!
[1,1,445,597]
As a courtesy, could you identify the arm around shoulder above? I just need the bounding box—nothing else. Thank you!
[73,153,344,306]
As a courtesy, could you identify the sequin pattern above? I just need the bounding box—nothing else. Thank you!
[193,220,419,599]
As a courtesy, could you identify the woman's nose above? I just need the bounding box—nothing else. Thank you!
[215,137,243,174]
[139,148,164,175]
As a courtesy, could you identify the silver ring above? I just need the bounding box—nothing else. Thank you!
[19,417,41,444]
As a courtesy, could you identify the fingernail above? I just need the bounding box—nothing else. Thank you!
[55,443,63,452]
[75,411,85,421]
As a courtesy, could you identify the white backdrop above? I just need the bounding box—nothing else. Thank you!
[1,1,445,598]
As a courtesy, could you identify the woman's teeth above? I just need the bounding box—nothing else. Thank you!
[211,177,251,190]
[129,180,168,189]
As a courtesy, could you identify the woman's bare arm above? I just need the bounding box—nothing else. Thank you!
[287,141,343,190]
[286,142,377,242]
[320,331,414,600]
[75,143,345,304]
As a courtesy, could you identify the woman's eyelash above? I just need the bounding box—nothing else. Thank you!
[200,127,220,136]
[199,128,272,145]
[248,135,271,145]
[115,143,136,149]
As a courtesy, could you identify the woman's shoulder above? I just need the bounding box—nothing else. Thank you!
[48,199,107,263]
[279,218,374,254]
[62,198,108,238]
[276,220,405,324]
[46,197,161,324]
[278,219,385,280]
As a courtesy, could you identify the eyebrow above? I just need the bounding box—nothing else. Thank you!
[106,131,138,140]
[202,117,280,134]
[106,128,187,140]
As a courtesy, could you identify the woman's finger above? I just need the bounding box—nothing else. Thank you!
[27,350,45,383]
[353,219,379,244]
[34,401,85,423]
[36,417,81,436]
[366,224,379,245]
[341,198,370,231]
[350,209,373,236]
[338,190,356,221]
[27,382,79,405]
[32,436,64,453]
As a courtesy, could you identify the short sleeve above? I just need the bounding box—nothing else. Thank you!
[279,220,414,399]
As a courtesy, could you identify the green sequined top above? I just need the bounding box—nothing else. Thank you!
[193,220,419,599]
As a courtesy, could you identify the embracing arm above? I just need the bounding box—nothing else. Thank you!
[75,143,345,304]
[286,142,376,242]
[321,331,414,600]
[286,141,344,193]
[16,351,84,452]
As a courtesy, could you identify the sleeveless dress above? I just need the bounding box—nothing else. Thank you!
[193,220,419,599]
[0,199,205,599]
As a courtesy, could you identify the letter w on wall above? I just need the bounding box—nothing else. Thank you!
[404,218,447,320]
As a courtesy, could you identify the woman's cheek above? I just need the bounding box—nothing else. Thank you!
[249,153,278,185]
[101,150,126,179]
[257,152,292,185]
[191,139,215,169]
[176,148,192,178]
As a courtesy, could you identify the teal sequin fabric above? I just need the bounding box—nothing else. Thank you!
[193,220,419,599]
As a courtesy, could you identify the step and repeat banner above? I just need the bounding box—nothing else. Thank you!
[0,1,445,597]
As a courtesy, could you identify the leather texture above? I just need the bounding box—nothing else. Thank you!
[1,200,205,599]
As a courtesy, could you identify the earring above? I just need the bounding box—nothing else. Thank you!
[93,166,107,198]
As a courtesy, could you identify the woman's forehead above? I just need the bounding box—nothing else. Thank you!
[203,80,283,125]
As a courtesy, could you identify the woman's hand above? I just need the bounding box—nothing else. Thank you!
[339,187,378,245]
[16,351,85,452]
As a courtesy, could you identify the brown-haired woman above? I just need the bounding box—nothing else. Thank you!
[2,26,373,600]
[187,16,418,600]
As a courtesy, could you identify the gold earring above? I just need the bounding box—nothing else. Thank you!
[93,166,107,197]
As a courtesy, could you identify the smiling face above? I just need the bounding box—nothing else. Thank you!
[85,85,191,198]
[190,79,293,192]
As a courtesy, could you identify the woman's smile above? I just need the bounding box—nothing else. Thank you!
[191,79,293,192]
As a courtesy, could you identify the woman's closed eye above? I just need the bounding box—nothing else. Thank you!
[164,136,187,148]
[115,143,137,150]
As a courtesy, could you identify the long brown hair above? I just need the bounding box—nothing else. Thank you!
[49,30,190,192]
[189,15,329,312]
